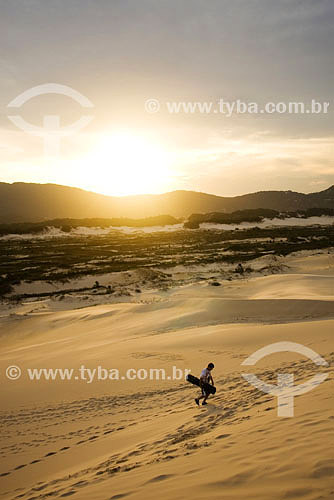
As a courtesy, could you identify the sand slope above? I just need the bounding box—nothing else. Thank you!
[0,255,333,500]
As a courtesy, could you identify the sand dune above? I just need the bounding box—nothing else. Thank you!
[0,253,333,499]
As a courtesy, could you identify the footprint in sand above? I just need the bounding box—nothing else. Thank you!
[216,433,231,439]
[311,465,334,478]
[283,488,312,498]
[71,480,88,488]
[109,494,132,500]
[146,474,176,483]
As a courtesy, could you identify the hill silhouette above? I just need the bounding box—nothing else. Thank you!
[0,182,333,223]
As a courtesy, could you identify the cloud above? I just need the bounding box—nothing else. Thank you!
[0,0,333,194]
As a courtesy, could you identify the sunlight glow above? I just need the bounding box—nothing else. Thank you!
[78,132,172,196]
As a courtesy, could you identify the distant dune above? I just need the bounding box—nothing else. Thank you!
[0,182,334,222]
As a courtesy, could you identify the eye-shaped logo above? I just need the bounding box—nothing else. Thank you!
[241,342,329,417]
[7,83,94,156]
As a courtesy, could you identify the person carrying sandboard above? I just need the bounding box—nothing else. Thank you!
[195,362,215,406]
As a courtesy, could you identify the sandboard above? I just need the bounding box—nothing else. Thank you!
[186,373,216,395]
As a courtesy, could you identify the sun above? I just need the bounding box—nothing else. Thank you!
[79,131,172,196]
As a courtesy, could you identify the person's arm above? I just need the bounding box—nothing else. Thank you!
[209,375,214,385]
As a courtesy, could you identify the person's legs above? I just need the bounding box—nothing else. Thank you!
[195,385,209,405]
[202,390,210,405]
[195,385,205,405]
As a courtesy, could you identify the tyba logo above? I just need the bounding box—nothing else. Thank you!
[241,342,329,417]
[7,83,94,156]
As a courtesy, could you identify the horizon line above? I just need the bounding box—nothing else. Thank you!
[1,180,333,200]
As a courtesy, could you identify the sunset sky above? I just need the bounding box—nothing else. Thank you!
[1,0,333,197]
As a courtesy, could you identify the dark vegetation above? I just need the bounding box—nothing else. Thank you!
[184,208,334,228]
[0,224,333,296]
[0,207,333,235]
[0,215,180,236]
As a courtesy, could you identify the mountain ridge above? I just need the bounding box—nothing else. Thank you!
[0,182,333,223]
